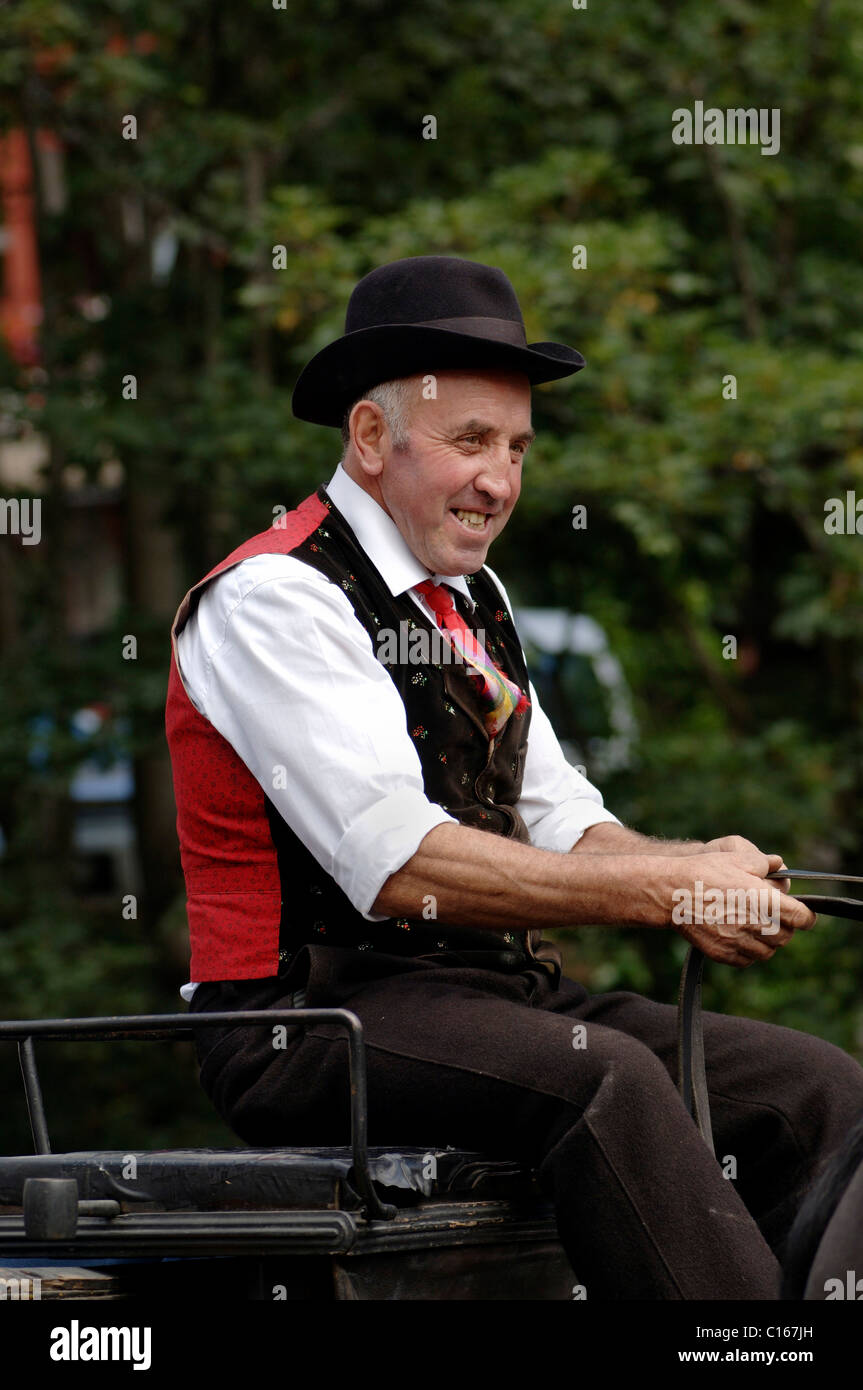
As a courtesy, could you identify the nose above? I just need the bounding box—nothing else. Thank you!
[473,449,518,506]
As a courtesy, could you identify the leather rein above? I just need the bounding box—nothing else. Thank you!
[677,870,863,1155]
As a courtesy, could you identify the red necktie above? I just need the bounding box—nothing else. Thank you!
[414,580,529,740]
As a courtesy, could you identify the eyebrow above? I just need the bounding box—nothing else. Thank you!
[452,418,536,444]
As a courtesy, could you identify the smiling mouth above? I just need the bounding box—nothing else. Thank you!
[451,508,491,532]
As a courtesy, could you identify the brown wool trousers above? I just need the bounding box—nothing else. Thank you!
[189,944,863,1300]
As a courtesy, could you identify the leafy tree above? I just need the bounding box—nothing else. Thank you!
[0,0,861,1146]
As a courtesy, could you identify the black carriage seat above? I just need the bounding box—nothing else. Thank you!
[0,1011,578,1298]
[0,1008,550,1219]
[0,1145,539,1215]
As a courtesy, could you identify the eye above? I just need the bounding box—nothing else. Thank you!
[461,434,482,446]
[510,441,529,456]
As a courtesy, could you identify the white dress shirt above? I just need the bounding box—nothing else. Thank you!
[175,463,620,998]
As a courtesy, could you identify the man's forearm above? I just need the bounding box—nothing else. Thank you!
[372,821,674,931]
[570,822,707,856]
[370,819,808,966]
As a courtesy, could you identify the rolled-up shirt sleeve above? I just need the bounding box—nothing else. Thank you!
[516,679,622,851]
[481,564,622,852]
[176,556,456,921]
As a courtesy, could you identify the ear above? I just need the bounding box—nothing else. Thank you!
[349,401,388,477]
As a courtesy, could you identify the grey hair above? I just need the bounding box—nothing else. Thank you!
[339,378,415,453]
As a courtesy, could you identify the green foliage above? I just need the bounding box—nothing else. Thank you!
[1,0,862,1149]
[0,902,229,1152]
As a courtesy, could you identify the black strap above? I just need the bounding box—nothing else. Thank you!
[678,875,863,1152]
[677,945,714,1155]
[790,894,863,921]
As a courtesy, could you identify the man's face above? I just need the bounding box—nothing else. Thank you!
[375,369,534,576]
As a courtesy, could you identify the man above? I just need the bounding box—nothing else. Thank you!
[165,255,863,1299]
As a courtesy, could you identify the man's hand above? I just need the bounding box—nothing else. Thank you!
[701,834,791,892]
[645,845,816,968]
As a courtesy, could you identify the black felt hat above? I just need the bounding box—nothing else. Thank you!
[291,255,586,427]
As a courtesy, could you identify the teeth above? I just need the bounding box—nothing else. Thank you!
[454,509,486,528]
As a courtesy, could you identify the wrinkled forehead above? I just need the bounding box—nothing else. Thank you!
[407,367,533,425]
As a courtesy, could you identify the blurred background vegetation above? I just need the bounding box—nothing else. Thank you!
[0,0,861,1152]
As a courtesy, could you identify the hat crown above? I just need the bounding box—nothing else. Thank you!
[345,256,524,333]
[291,254,585,427]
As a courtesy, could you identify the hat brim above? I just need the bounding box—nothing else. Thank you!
[291,323,586,427]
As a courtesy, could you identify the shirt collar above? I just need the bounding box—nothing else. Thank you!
[325,462,475,608]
